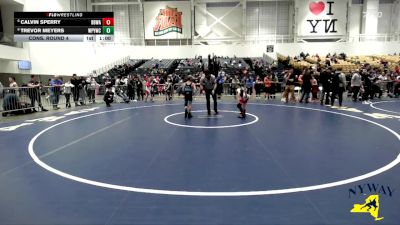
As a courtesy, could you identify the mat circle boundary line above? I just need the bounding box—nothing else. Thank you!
[28,103,400,196]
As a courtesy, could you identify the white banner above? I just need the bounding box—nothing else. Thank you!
[297,0,347,37]
[143,1,191,39]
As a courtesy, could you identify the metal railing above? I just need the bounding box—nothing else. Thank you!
[1,81,399,116]
[1,85,104,116]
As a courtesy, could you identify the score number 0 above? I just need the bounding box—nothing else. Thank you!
[102,18,114,26]
[102,18,114,35]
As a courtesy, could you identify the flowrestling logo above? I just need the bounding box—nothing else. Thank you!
[153,6,182,36]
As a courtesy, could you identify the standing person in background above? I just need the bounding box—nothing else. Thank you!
[78,76,87,105]
[144,76,151,102]
[270,73,278,99]
[362,72,372,104]
[320,68,332,105]
[0,82,3,98]
[27,75,47,112]
[282,68,296,103]
[254,76,263,100]
[127,77,136,101]
[200,69,218,115]
[135,76,144,101]
[86,75,99,104]
[263,75,271,100]
[64,80,74,108]
[70,74,81,106]
[142,76,147,102]
[299,71,312,103]
[245,75,254,96]
[311,76,319,102]
[216,71,224,99]
[351,70,362,102]
[164,76,173,101]
[330,70,347,107]
[230,75,239,96]
[50,75,63,110]
[8,77,18,94]
[158,75,165,96]
[150,76,157,102]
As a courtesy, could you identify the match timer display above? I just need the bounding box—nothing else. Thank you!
[14,12,114,42]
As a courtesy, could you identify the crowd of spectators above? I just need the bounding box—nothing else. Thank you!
[1,74,101,116]
[1,53,399,116]
[279,53,400,106]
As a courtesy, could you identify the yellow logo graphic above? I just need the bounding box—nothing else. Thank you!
[351,195,384,221]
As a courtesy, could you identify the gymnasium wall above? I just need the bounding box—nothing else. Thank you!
[125,42,400,59]
[22,41,400,76]
[28,43,128,75]
[0,0,70,74]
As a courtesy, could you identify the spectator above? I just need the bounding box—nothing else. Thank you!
[282,68,296,103]
[254,76,263,100]
[0,82,3,98]
[270,73,278,99]
[245,76,254,95]
[394,75,400,97]
[70,74,81,106]
[299,71,312,103]
[351,70,362,102]
[216,71,225,99]
[331,71,347,107]
[135,76,144,101]
[165,76,173,101]
[78,76,88,105]
[150,76,158,101]
[311,76,319,102]
[263,75,271,100]
[320,69,332,105]
[362,72,372,104]
[103,86,114,107]
[230,75,239,96]
[8,77,18,94]
[64,80,74,108]
[49,75,64,110]
[27,75,47,111]
[86,76,99,103]
[2,93,21,116]
[144,76,151,102]
[127,77,136,101]
[142,76,147,101]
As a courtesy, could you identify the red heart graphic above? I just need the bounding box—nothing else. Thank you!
[309,1,325,15]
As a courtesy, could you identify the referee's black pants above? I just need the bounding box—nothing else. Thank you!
[205,89,218,114]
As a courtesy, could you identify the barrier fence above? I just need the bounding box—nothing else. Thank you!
[1,81,399,116]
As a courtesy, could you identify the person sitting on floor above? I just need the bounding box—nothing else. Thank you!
[103,83,114,107]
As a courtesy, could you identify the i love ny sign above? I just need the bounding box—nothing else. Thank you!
[298,0,347,37]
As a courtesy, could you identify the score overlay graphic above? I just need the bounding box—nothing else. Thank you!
[14,12,114,42]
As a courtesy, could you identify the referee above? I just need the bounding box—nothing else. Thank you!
[200,69,218,115]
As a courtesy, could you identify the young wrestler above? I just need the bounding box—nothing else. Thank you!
[182,76,196,119]
[237,84,249,118]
